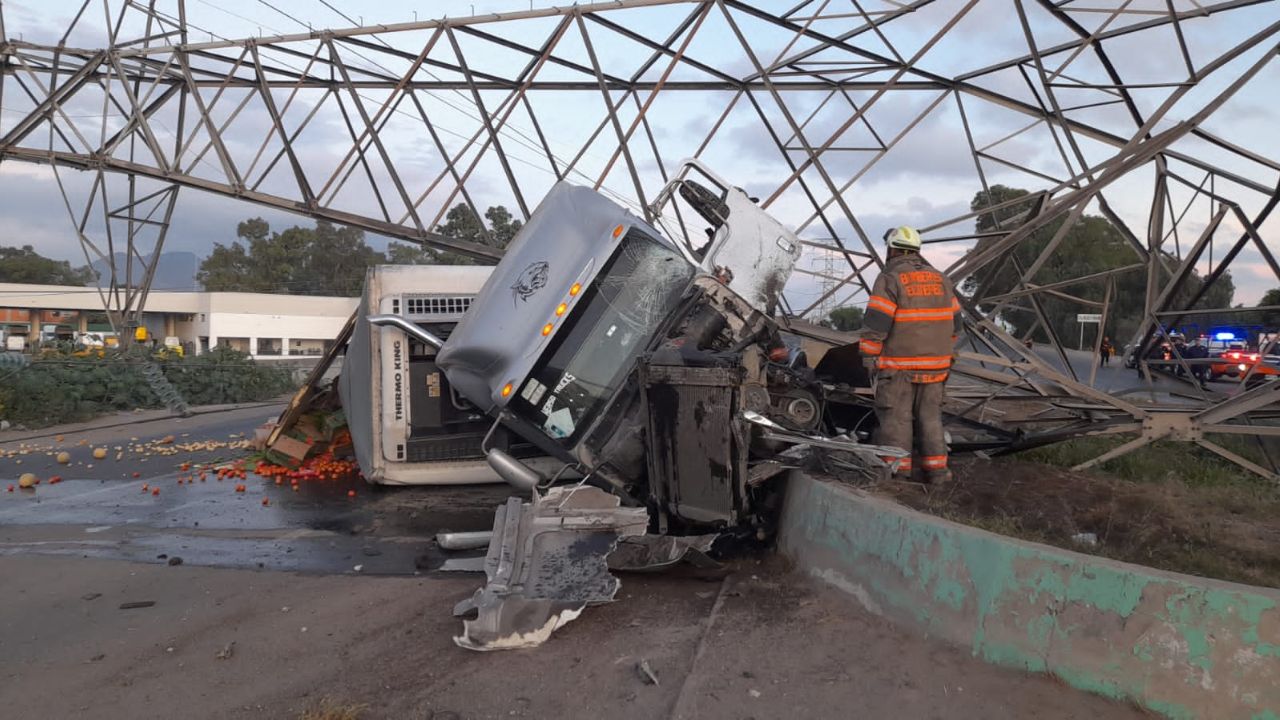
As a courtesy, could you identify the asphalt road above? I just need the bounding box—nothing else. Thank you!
[1000,344,1251,401]
[0,404,1154,719]
[0,404,510,575]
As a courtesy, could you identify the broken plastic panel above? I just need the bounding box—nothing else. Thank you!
[453,486,647,651]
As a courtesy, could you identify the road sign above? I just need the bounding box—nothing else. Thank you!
[1076,313,1102,323]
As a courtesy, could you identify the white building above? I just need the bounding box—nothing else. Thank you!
[0,283,357,357]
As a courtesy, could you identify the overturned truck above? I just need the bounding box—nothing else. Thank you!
[368,161,895,648]
[425,162,881,532]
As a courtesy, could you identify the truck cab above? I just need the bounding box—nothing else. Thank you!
[435,184,689,476]
[435,165,818,530]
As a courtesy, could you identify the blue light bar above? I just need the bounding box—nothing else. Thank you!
[1215,331,1236,340]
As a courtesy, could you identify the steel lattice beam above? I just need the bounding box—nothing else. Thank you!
[2,0,1279,477]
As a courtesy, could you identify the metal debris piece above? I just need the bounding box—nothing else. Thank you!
[438,556,487,573]
[747,460,792,486]
[636,659,660,686]
[453,486,647,651]
[436,531,494,551]
[215,642,235,660]
[745,411,909,480]
[607,534,719,573]
[1071,532,1099,547]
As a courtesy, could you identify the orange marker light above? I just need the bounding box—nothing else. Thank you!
[541,323,554,336]
[569,283,581,296]
[612,224,624,238]
[555,302,567,316]
[500,382,513,398]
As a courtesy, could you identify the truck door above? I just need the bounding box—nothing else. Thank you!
[650,159,803,316]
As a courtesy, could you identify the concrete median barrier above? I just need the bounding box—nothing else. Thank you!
[778,473,1279,720]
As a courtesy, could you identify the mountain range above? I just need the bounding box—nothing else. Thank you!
[88,251,199,290]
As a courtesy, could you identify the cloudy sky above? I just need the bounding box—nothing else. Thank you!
[1,0,1277,313]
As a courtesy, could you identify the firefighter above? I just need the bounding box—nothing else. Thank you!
[859,226,962,484]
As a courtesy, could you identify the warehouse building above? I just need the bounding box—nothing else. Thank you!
[0,283,357,357]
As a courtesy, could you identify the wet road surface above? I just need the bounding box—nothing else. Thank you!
[0,404,512,575]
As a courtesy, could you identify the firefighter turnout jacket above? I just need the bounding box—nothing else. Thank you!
[859,253,961,383]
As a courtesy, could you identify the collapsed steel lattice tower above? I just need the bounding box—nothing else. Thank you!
[2,0,1278,476]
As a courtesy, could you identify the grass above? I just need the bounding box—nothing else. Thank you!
[875,432,1280,587]
[1018,434,1274,488]
[299,699,365,720]
[938,509,1052,545]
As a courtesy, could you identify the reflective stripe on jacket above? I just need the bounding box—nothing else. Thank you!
[859,254,961,383]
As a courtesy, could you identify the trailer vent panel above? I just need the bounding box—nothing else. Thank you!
[403,295,472,318]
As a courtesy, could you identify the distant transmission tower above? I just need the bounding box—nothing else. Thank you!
[810,250,841,320]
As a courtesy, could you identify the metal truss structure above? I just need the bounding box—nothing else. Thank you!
[2,0,1279,478]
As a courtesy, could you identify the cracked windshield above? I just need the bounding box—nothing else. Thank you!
[511,231,693,443]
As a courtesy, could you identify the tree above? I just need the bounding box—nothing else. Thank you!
[198,219,384,296]
[959,186,1234,346]
[0,245,96,285]
[1254,288,1280,329]
[386,203,522,265]
[825,306,864,331]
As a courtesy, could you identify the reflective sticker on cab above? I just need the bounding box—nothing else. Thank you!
[521,378,546,405]
[544,407,576,439]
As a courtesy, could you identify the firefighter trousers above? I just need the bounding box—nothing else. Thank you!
[873,370,950,482]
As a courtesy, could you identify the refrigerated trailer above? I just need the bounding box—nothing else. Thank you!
[339,264,560,485]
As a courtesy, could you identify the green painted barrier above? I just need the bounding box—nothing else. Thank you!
[778,474,1280,720]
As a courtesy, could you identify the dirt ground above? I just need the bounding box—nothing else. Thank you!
[0,553,1150,720]
[876,457,1280,588]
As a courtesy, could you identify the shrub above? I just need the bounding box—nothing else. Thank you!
[0,347,295,428]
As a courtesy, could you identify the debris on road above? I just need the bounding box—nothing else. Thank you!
[607,534,719,573]
[636,659,660,686]
[435,531,492,551]
[252,451,359,485]
[438,557,486,573]
[118,601,156,610]
[453,486,647,652]
[215,642,235,660]
[18,473,38,488]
